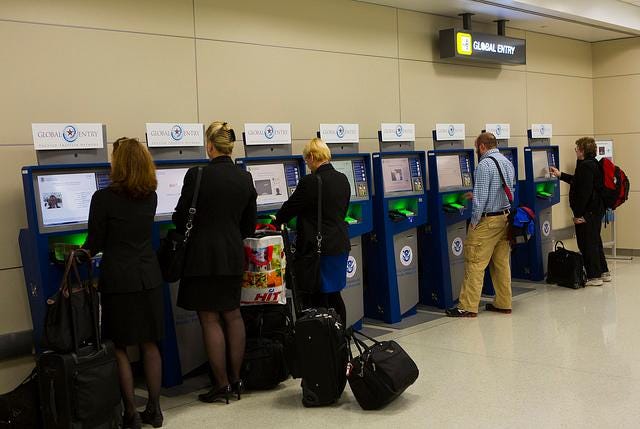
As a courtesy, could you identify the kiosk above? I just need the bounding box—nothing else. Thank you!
[19,123,209,387]
[363,123,427,324]
[511,124,560,281]
[420,124,475,309]
[481,124,519,296]
[318,124,373,328]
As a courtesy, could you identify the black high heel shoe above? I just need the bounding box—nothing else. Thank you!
[123,412,142,429]
[140,407,164,428]
[198,385,232,404]
[230,379,244,400]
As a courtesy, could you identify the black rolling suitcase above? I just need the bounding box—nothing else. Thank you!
[294,308,348,407]
[37,253,122,428]
[38,342,122,429]
[546,241,587,289]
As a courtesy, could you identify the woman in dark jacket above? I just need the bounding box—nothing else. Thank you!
[173,121,257,404]
[550,137,610,286]
[275,138,351,324]
[85,138,164,429]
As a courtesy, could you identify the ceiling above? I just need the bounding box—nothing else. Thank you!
[358,0,640,42]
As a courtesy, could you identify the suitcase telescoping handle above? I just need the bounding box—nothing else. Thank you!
[62,249,102,354]
[280,224,302,317]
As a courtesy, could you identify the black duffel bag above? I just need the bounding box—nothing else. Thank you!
[546,241,587,289]
[0,368,40,428]
[347,330,419,410]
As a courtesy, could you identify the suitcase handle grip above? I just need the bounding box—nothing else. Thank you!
[554,240,565,251]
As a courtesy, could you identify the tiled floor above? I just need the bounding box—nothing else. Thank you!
[149,258,640,428]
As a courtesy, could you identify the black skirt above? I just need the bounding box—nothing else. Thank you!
[100,286,165,346]
[177,275,242,312]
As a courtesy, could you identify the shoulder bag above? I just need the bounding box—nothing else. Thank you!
[157,166,203,282]
[293,175,323,294]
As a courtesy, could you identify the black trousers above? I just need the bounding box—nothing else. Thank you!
[574,212,609,279]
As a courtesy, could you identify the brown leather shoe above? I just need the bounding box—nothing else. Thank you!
[485,303,512,314]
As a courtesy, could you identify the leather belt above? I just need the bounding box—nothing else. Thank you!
[482,209,510,217]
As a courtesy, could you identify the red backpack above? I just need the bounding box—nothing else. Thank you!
[599,158,630,209]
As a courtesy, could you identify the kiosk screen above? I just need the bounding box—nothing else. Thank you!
[247,163,289,206]
[156,168,189,216]
[332,160,357,197]
[436,155,463,189]
[37,172,98,226]
[532,150,550,179]
[381,157,412,194]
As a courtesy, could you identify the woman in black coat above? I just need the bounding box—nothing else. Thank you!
[85,138,164,429]
[550,137,610,286]
[275,138,351,324]
[173,121,257,404]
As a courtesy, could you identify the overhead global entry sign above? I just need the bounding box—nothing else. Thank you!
[32,123,105,150]
[439,28,526,65]
[146,123,204,147]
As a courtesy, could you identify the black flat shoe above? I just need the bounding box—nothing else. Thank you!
[230,379,244,400]
[140,408,164,428]
[445,307,477,318]
[123,412,142,429]
[198,385,232,404]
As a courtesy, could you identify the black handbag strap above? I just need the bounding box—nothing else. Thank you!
[487,156,513,205]
[555,240,565,251]
[184,166,204,242]
[316,175,323,254]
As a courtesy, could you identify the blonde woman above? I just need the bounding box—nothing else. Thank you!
[275,138,351,323]
[173,122,257,403]
[85,138,164,428]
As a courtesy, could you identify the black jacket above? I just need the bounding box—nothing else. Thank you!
[85,188,163,294]
[173,156,257,277]
[560,157,604,218]
[275,163,350,256]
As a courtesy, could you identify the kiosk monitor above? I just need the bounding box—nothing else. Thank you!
[532,150,550,179]
[381,156,423,196]
[246,160,301,210]
[155,167,189,219]
[332,158,369,201]
[436,155,463,190]
[36,172,98,229]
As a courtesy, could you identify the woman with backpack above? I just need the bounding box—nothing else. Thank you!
[550,137,610,286]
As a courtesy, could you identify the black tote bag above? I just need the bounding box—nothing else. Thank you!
[292,175,323,294]
[157,166,203,282]
[41,249,99,354]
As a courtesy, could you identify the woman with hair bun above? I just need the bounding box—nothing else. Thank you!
[173,121,257,404]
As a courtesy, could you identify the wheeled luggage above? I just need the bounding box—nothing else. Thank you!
[546,241,587,289]
[37,251,122,429]
[347,330,419,410]
[294,308,348,407]
[38,343,122,429]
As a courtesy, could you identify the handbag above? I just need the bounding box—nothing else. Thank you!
[0,368,41,428]
[347,330,419,410]
[293,175,323,294]
[546,241,587,289]
[41,249,99,354]
[157,166,203,282]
